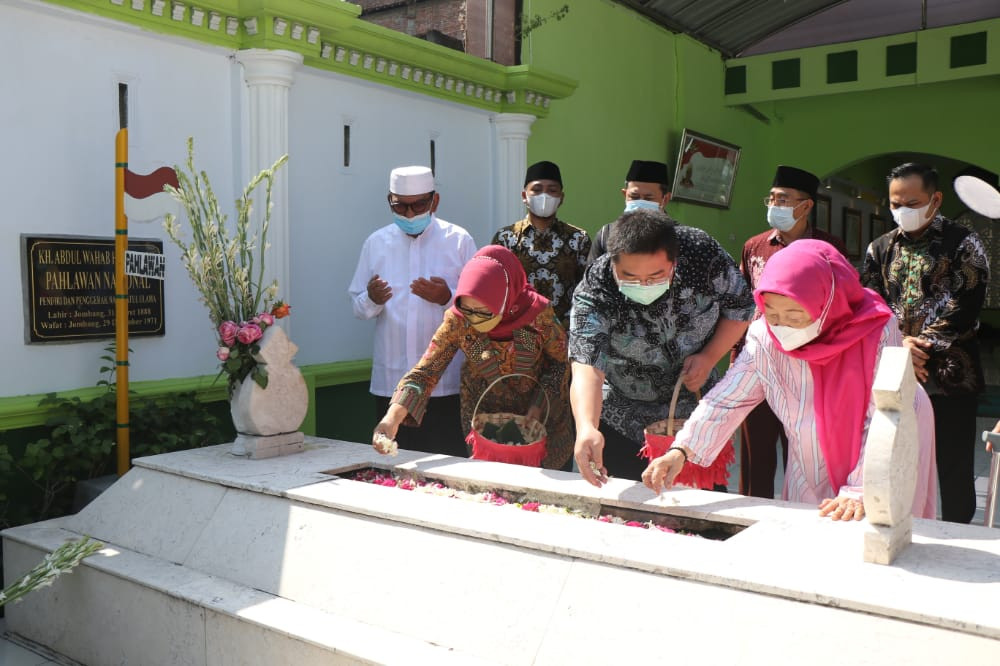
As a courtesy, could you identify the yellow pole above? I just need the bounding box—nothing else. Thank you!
[114,129,130,476]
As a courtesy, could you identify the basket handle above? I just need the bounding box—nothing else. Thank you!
[471,373,551,430]
[667,372,701,436]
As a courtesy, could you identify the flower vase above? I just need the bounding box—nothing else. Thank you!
[230,325,309,459]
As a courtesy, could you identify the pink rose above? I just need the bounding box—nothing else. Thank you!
[520,502,540,512]
[255,312,274,326]
[216,347,231,361]
[236,323,263,344]
[218,320,238,346]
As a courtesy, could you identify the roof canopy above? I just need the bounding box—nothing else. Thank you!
[615,0,1000,58]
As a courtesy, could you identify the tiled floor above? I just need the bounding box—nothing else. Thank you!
[2,429,997,663]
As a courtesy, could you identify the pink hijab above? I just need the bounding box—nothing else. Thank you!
[451,245,549,341]
[754,240,892,492]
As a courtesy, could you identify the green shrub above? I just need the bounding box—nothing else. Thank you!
[0,389,224,529]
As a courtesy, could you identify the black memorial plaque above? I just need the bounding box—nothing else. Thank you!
[22,235,165,343]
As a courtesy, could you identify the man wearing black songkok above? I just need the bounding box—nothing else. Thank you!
[734,164,848,498]
[492,160,591,328]
[588,160,671,264]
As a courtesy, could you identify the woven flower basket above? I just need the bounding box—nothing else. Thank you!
[639,375,734,489]
[466,373,549,467]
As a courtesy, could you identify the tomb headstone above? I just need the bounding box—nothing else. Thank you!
[862,346,918,564]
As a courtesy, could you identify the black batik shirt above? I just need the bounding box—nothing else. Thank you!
[861,214,990,396]
[569,225,754,444]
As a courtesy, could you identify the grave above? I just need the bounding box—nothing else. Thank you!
[3,348,1000,664]
[4,438,1000,665]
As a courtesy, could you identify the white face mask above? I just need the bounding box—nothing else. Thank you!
[526,193,560,218]
[766,205,799,232]
[891,199,936,233]
[769,319,822,351]
[768,273,835,351]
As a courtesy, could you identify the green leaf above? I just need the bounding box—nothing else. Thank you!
[252,369,268,389]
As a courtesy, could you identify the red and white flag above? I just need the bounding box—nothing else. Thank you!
[124,166,180,222]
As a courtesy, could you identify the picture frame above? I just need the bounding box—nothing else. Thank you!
[814,193,831,233]
[843,208,863,258]
[869,212,889,241]
[670,129,741,209]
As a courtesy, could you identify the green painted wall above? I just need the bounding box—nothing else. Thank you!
[520,0,774,258]
[523,0,1000,261]
[668,37,776,255]
[767,74,1000,195]
[520,0,679,236]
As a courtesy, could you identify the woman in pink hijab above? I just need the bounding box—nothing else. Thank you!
[642,240,937,520]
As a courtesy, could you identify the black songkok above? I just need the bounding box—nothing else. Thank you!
[772,165,820,200]
[626,160,669,185]
[524,161,562,186]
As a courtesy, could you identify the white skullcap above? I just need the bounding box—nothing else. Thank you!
[389,166,435,195]
[955,175,1000,219]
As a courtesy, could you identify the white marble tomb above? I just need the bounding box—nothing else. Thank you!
[3,435,1000,665]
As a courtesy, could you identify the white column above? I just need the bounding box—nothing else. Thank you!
[491,113,536,232]
[235,48,303,333]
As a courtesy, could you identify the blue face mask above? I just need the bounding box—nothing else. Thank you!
[766,205,800,232]
[624,199,661,213]
[393,211,432,235]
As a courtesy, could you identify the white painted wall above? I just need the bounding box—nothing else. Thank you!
[0,1,498,396]
[0,2,239,397]
[288,68,494,366]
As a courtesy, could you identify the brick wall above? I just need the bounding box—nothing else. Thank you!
[355,0,519,64]
[357,0,467,44]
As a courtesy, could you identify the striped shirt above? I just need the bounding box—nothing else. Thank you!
[675,317,936,515]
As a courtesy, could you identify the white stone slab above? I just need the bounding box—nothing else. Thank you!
[70,466,227,564]
[184,488,575,662]
[535,559,1000,666]
[3,537,208,666]
[3,525,495,666]
[129,441,1000,639]
[6,439,1000,665]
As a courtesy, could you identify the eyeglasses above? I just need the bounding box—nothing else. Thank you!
[457,304,495,324]
[763,196,807,207]
[617,276,671,288]
[613,264,674,287]
[388,193,434,216]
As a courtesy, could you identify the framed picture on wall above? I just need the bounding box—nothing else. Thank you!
[869,212,889,241]
[814,194,831,233]
[843,208,863,258]
[670,129,741,209]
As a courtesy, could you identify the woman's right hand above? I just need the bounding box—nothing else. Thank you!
[372,420,399,454]
[372,404,407,454]
[642,449,686,495]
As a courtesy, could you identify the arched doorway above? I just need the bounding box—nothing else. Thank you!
[811,152,995,270]
[818,152,1000,390]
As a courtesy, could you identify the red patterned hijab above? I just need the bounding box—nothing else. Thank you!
[754,240,892,492]
[452,245,549,341]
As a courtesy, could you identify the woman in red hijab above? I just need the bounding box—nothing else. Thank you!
[373,245,573,469]
[642,240,937,520]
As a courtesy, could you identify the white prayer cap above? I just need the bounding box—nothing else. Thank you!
[389,166,435,195]
[955,175,1000,219]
